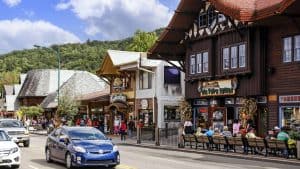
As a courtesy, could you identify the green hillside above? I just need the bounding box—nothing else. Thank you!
[0,28,163,74]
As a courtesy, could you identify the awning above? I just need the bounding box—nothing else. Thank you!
[107,102,128,111]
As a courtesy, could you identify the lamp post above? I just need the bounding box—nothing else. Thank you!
[33,45,61,106]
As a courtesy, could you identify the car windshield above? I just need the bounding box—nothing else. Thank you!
[69,128,107,140]
[0,131,10,141]
[0,120,23,128]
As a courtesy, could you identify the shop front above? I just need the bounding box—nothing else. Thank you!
[136,99,154,128]
[279,95,300,131]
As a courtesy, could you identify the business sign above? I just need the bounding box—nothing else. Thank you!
[140,99,148,109]
[198,78,237,97]
[111,94,126,103]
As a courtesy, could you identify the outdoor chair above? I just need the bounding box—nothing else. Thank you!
[182,134,196,148]
[195,135,205,149]
[225,137,235,152]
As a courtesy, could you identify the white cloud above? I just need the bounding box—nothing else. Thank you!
[0,19,81,54]
[2,0,21,7]
[56,0,173,40]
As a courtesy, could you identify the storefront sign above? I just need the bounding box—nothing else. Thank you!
[198,79,237,97]
[279,95,300,103]
[140,99,148,109]
[268,95,277,102]
[193,99,208,106]
[111,94,127,103]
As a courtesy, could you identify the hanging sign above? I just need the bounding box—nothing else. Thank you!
[198,78,237,97]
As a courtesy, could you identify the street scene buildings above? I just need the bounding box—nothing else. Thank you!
[0,0,300,169]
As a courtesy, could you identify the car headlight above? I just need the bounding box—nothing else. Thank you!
[113,145,118,152]
[10,147,18,154]
[73,146,86,153]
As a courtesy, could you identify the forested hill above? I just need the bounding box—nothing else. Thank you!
[0,28,163,74]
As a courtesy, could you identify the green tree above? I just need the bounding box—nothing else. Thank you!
[56,93,79,122]
[20,106,44,118]
[126,30,158,52]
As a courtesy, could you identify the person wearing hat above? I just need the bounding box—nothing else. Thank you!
[273,126,281,138]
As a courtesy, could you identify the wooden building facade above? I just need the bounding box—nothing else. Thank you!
[149,0,300,136]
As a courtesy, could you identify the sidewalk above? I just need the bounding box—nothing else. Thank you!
[31,131,300,165]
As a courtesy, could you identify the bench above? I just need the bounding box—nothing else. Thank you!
[246,138,267,155]
[212,136,228,151]
[182,134,196,148]
[266,139,297,158]
[195,135,206,149]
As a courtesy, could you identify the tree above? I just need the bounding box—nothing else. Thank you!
[177,98,192,122]
[20,106,44,119]
[56,93,79,124]
[126,30,158,52]
[239,98,257,127]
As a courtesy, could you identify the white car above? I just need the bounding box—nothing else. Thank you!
[0,130,21,168]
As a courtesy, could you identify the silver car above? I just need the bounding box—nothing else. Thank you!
[0,119,30,147]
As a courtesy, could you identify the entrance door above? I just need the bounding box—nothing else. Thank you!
[210,107,227,131]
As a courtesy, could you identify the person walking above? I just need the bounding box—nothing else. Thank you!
[127,119,135,138]
[120,120,127,141]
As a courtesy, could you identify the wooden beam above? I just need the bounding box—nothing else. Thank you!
[228,17,244,39]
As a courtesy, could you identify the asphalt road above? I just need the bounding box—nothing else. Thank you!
[16,135,299,169]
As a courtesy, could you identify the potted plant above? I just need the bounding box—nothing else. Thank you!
[289,130,300,160]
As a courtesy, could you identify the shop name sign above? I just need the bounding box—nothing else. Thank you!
[111,94,126,103]
[198,79,237,97]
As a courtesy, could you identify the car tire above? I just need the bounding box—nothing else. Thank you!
[23,140,30,147]
[66,152,74,169]
[11,165,20,169]
[45,148,52,163]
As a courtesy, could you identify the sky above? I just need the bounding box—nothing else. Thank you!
[0,0,180,54]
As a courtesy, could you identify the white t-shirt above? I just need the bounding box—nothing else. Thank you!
[184,121,192,127]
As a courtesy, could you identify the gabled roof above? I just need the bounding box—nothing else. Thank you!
[97,50,142,76]
[41,71,108,109]
[210,0,295,22]
[148,0,297,61]
[18,69,76,98]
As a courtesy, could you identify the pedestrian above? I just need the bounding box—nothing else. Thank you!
[114,117,120,135]
[127,118,135,138]
[232,119,241,137]
[119,120,127,141]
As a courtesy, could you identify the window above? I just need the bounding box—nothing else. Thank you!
[223,48,230,70]
[208,8,218,27]
[196,53,202,73]
[203,52,209,72]
[231,46,237,68]
[239,44,246,67]
[283,37,292,62]
[199,13,207,27]
[190,55,196,74]
[295,35,300,61]
[222,43,247,70]
[164,106,180,122]
[139,70,152,89]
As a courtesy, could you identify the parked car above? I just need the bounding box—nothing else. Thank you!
[0,130,21,168]
[45,126,120,169]
[0,119,30,147]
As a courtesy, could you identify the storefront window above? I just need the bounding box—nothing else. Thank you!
[164,106,180,122]
[281,107,300,129]
[139,110,153,127]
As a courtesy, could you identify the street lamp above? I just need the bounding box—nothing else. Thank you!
[33,45,61,107]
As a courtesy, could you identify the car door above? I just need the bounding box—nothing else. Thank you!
[57,129,68,161]
[49,128,61,159]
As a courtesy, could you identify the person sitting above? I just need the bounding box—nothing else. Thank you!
[205,126,214,137]
[246,128,257,138]
[221,126,232,137]
[213,128,221,136]
[195,127,204,137]
[277,127,290,141]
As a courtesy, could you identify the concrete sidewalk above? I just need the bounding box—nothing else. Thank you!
[31,131,300,166]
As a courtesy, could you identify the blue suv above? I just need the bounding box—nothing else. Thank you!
[45,126,120,169]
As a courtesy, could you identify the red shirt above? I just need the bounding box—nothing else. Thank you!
[120,123,127,131]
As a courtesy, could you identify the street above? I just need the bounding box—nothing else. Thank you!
[14,135,299,169]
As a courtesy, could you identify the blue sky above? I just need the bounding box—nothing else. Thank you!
[0,0,180,54]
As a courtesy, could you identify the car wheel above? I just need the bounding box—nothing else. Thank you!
[65,152,74,169]
[45,148,52,163]
[23,141,30,147]
[11,165,20,169]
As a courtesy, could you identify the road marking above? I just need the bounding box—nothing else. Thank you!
[29,165,39,169]
[117,164,138,169]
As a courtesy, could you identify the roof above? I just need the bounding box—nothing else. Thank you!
[76,88,110,101]
[97,50,143,76]
[148,0,297,61]
[210,0,295,22]
[41,71,107,109]
[18,69,76,97]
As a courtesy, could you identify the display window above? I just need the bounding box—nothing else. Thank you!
[139,110,153,127]
[164,106,180,122]
[280,107,300,129]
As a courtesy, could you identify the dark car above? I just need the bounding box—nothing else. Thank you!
[45,126,120,169]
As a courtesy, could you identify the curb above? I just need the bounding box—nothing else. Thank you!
[118,142,300,166]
